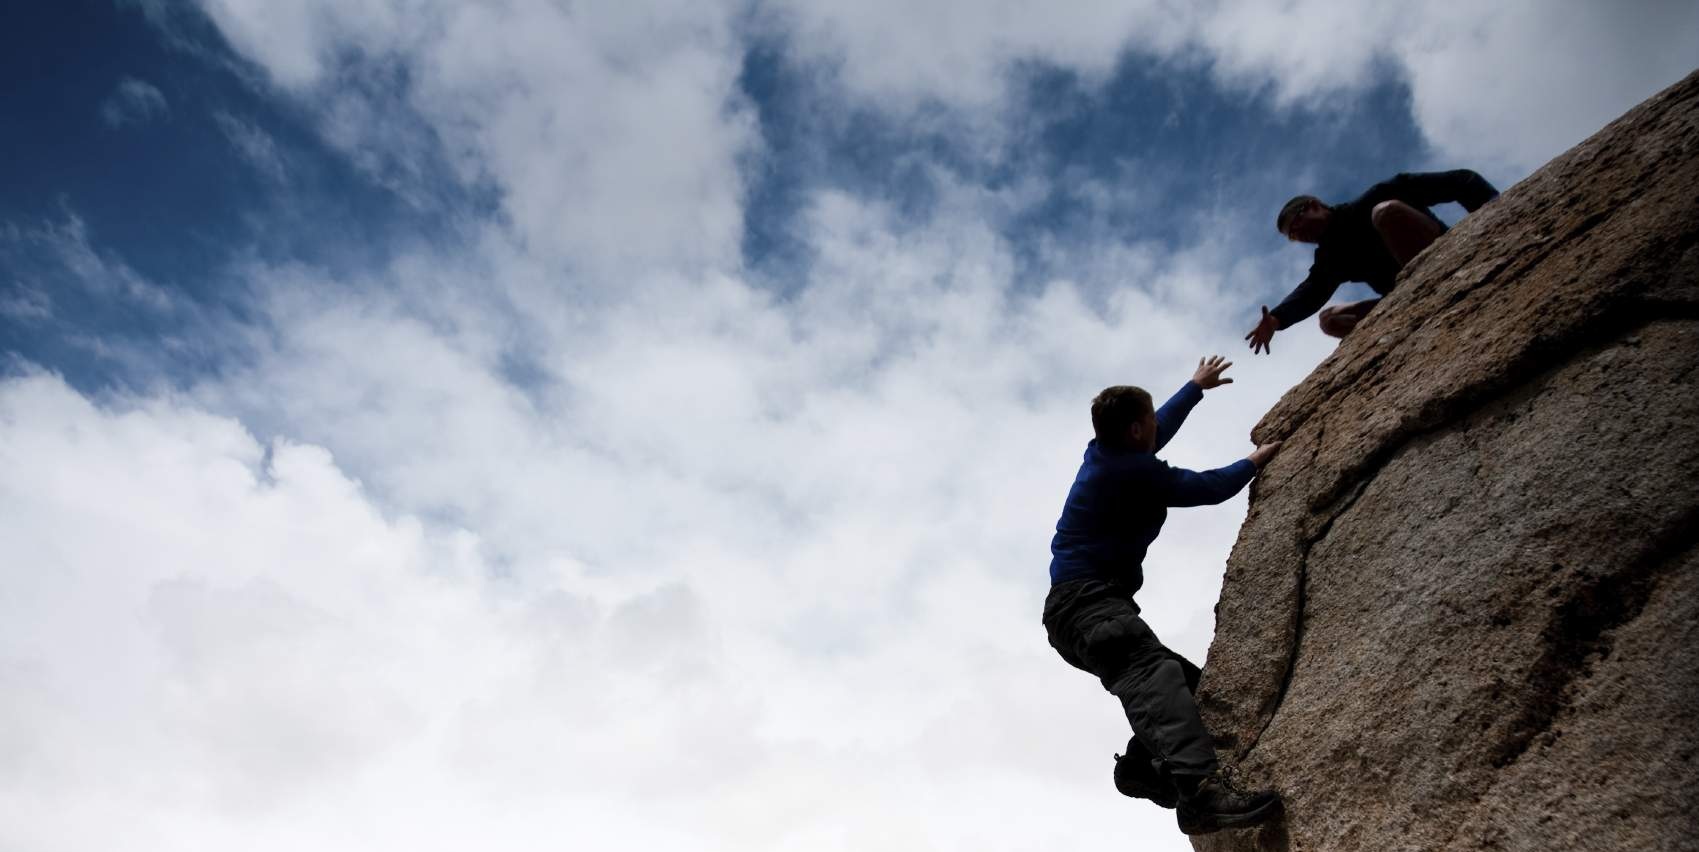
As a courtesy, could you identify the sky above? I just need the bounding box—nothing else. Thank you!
[2,2,1695,850]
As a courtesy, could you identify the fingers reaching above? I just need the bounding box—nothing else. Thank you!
[1192,354,1237,389]
[1246,307,1276,355]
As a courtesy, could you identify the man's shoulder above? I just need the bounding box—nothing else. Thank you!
[1100,450,1168,477]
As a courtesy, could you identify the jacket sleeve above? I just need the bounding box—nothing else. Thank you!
[1378,170,1500,212]
[1156,458,1258,507]
[1269,261,1344,329]
[1153,381,1203,451]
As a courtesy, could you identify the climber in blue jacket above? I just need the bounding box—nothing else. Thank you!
[1246,169,1500,354]
[1043,355,1285,836]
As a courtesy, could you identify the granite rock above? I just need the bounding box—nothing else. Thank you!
[1192,69,1699,851]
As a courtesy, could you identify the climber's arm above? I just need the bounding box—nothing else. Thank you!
[1156,440,1282,507]
[1380,170,1501,213]
[1152,357,1236,450]
[1158,459,1257,507]
[1153,382,1201,452]
[1267,264,1344,331]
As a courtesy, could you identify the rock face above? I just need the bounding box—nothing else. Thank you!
[1193,70,1699,852]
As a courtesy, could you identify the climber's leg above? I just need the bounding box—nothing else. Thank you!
[1044,580,1282,834]
[1113,648,1204,807]
[1371,200,1446,266]
[1098,643,1218,779]
[1080,611,1219,778]
[1318,298,1381,338]
[1044,581,1219,781]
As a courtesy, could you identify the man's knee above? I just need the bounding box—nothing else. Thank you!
[1372,200,1444,264]
[1078,610,1160,675]
[1371,199,1438,229]
[1371,199,1411,227]
[1106,655,1189,702]
[1318,305,1353,338]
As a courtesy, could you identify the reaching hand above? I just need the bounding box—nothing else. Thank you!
[1245,306,1278,355]
[1248,441,1283,469]
[1192,355,1234,389]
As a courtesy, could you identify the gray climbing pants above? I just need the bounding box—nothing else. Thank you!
[1042,578,1219,778]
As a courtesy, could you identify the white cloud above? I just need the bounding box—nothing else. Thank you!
[1393,0,1699,172]
[100,76,170,127]
[0,285,52,322]
[187,0,1696,280]
[768,0,1698,174]
[213,112,289,182]
[0,372,702,848]
[763,0,1185,108]
[0,213,238,384]
[1,176,1331,849]
[193,0,756,278]
[2,213,175,312]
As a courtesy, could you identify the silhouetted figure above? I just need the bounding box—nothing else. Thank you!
[1246,170,1500,353]
[1043,356,1284,836]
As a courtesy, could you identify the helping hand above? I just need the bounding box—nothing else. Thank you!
[1245,306,1278,355]
[1192,355,1234,389]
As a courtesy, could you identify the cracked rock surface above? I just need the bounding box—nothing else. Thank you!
[1191,70,1699,852]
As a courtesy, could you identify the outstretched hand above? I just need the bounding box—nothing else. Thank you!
[1192,355,1234,389]
[1246,306,1278,355]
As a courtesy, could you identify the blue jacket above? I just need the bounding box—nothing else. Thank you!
[1048,381,1257,591]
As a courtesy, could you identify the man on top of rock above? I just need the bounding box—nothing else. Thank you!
[1245,169,1500,354]
[1043,355,1284,836]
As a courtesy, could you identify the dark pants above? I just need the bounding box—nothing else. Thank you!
[1043,578,1220,783]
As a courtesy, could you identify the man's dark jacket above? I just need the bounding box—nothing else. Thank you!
[1270,169,1499,328]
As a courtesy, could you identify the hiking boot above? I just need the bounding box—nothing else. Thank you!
[1175,774,1282,835]
[1112,751,1178,809]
